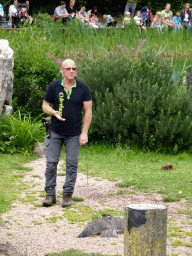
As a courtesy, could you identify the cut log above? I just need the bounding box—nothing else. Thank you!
[124,204,167,256]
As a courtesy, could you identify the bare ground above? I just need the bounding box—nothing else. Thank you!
[0,157,191,256]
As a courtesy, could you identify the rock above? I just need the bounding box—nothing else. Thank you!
[34,142,45,157]
[77,214,125,238]
[0,242,23,256]
[0,39,14,116]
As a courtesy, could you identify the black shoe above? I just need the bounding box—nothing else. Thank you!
[61,194,72,207]
[43,195,56,207]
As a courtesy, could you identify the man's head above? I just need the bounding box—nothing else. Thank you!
[60,59,76,81]
[14,0,18,6]
[26,0,29,6]
[165,3,171,11]
[80,7,86,14]
[60,1,66,9]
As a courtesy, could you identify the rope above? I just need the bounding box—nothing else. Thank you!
[3,0,12,7]
[86,143,89,208]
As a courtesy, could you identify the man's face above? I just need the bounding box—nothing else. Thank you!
[26,1,29,6]
[165,4,171,11]
[80,9,85,14]
[14,0,18,6]
[61,4,66,9]
[60,62,77,81]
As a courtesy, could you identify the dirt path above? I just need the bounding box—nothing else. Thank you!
[0,157,191,256]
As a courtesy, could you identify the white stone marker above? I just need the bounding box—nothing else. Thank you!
[124,204,167,256]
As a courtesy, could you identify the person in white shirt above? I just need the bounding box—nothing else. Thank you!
[9,0,18,17]
[77,7,89,23]
[9,0,20,26]
[134,10,146,33]
[54,1,70,23]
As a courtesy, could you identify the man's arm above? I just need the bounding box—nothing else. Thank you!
[79,100,92,146]
[42,100,65,121]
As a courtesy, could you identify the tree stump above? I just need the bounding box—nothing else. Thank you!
[124,204,167,256]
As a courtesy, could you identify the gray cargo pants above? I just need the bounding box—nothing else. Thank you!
[44,130,79,197]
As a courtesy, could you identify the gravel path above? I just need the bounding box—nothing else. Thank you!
[0,157,191,256]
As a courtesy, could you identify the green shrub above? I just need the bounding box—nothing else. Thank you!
[0,112,45,153]
[79,51,192,152]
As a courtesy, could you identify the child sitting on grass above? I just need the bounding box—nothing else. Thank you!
[152,11,162,32]
[103,14,117,27]
[172,12,182,30]
[134,10,146,33]
[123,11,131,28]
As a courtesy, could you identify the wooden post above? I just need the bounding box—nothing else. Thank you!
[124,204,167,256]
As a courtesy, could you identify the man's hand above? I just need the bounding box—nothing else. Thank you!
[54,111,66,121]
[79,132,88,146]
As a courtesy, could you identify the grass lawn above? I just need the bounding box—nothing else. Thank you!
[78,143,192,204]
[0,153,39,214]
[46,249,120,256]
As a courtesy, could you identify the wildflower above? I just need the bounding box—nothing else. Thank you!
[77,71,80,74]
[65,51,69,56]
[76,55,79,59]
[48,53,54,58]
[156,129,158,133]
[90,56,93,62]
[85,62,87,65]
[55,59,62,62]
[131,48,135,51]
[142,39,147,44]
[111,48,116,54]
[138,41,142,46]
[117,45,124,51]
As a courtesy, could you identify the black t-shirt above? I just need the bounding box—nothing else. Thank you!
[44,79,92,136]
[66,6,77,14]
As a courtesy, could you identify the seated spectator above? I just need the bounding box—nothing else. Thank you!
[152,11,162,32]
[19,7,28,24]
[25,0,33,24]
[123,11,131,28]
[161,3,175,28]
[87,7,99,19]
[124,0,137,17]
[103,14,117,27]
[77,7,89,23]
[180,3,192,31]
[9,0,20,27]
[0,2,4,17]
[134,10,146,33]
[89,13,99,28]
[67,0,77,19]
[54,1,70,24]
[172,12,182,30]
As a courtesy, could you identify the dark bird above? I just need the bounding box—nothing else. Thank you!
[77,214,125,238]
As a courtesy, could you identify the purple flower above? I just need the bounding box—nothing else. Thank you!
[85,62,87,65]
[65,51,69,56]
[76,55,79,59]
[113,55,115,58]
[48,53,54,58]
[55,61,60,64]
[142,39,147,44]
[55,59,62,62]
[90,56,93,62]
[77,71,80,74]
[117,45,124,51]
[132,48,135,52]
[111,48,116,54]
[139,41,142,46]
[156,129,158,133]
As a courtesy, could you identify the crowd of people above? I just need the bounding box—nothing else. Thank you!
[0,0,32,27]
[0,0,192,32]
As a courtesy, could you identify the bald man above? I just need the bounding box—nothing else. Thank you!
[42,59,92,207]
